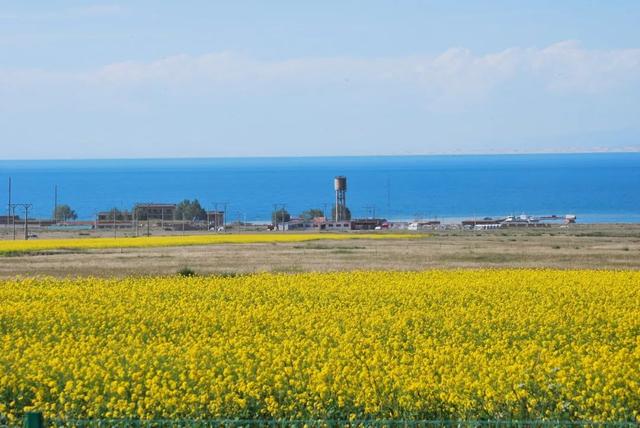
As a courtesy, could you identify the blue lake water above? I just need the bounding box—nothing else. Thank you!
[1,153,639,223]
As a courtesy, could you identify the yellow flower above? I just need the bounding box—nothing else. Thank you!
[0,270,638,422]
[0,232,418,254]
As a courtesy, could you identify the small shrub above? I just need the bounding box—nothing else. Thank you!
[177,267,197,277]
[214,272,241,278]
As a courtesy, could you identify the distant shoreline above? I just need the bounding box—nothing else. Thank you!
[2,150,640,163]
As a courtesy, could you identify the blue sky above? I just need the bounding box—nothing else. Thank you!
[1,1,639,159]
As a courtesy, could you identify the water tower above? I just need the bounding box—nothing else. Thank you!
[334,176,347,221]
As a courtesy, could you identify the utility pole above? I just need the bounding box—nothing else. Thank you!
[272,204,277,230]
[10,205,16,240]
[10,203,32,240]
[146,204,150,237]
[23,204,31,240]
[272,204,279,230]
[364,205,377,219]
[133,207,138,237]
[235,210,246,233]
[53,185,58,223]
[222,202,228,230]
[272,203,286,232]
[213,201,228,230]
[7,177,11,230]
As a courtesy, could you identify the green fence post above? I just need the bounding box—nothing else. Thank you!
[23,412,44,428]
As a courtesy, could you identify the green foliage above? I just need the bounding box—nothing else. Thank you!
[175,199,207,221]
[177,267,197,277]
[106,208,127,221]
[332,205,351,221]
[53,204,77,221]
[271,208,290,225]
[300,209,325,221]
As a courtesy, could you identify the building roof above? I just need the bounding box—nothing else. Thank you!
[134,203,176,208]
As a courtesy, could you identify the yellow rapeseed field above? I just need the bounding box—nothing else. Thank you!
[1,270,639,423]
[0,233,414,255]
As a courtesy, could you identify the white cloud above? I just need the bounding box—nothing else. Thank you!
[526,40,640,92]
[85,41,640,91]
[1,41,639,110]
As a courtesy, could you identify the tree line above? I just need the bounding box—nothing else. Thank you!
[53,200,208,222]
[54,200,351,223]
[271,206,351,225]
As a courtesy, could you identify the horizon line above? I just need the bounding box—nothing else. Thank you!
[2,148,640,163]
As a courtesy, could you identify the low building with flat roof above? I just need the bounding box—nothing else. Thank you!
[97,211,133,222]
[133,203,176,220]
[0,215,19,225]
[96,210,134,229]
[206,211,225,228]
[350,218,387,230]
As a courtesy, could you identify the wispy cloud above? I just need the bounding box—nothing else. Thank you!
[1,41,639,109]
[86,41,640,92]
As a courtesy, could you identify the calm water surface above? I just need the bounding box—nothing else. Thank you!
[1,153,639,223]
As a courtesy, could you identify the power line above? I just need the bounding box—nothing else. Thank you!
[146,203,151,237]
[212,202,229,230]
[272,203,286,231]
[10,203,32,240]
[54,184,58,224]
[364,205,377,219]
[10,205,16,240]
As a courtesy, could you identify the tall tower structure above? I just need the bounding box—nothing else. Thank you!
[334,176,347,221]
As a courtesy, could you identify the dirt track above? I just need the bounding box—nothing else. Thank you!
[1,225,639,277]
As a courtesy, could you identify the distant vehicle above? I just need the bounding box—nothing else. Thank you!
[28,234,38,238]
[374,226,382,230]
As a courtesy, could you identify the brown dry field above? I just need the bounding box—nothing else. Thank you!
[1,224,639,277]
